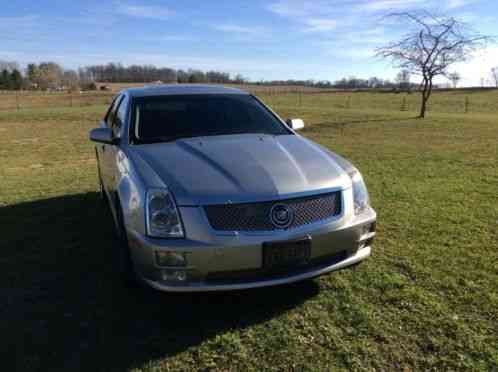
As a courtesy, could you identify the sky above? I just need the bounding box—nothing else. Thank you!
[1,0,497,86]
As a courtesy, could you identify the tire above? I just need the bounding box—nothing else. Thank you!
[114,200,139,287]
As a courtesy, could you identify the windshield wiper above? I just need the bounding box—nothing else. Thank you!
[137,131,279,144]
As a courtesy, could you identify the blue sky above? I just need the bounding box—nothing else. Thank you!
[1,0,497,85]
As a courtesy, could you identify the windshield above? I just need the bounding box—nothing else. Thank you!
[130,94,290,144]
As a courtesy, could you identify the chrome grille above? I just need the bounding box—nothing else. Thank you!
[204,192,341,231]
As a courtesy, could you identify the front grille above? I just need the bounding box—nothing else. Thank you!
[203,191,341,232]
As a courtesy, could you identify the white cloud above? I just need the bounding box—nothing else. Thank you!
[303,18,337,32]
[212,24,267,36]
[357,0,479,12]
[451,46,498,86]
[446,0,479,9]
[266,0,335,17]
[267,1,338,33]
[117,4,174,20]
[347,28,388,44]
[358,0,427,12]
[317,39,377,59]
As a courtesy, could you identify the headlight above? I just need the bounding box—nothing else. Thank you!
[349,170,370,215]
[146,188,184,238]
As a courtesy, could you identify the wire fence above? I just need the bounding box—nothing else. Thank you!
[0,91,115,111]
[0,89,496,114]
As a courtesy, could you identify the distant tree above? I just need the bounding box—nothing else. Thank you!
[27,62,64,90]
[10,69,23,90]
[0,70,10,89]
[177,70,189,83]
[26,63,40,88]
[206,71,231,83]
[187,69,207,83]
[376,11,490,118]
[234,74,246,84]
[448,72,461,88]
[491,67,498,87]
[0,60,20,73]
[395,69,411,90]
[368,77,382,88]
[62,70,80,91]
[161,67,177,82]
[78,67,94,85]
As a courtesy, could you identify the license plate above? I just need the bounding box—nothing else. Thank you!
[263,237,311,269]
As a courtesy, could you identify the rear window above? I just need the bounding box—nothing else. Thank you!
[130,94,289,144]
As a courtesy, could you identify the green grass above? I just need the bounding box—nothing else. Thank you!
[260,88,498,114]
[1,92,497,371]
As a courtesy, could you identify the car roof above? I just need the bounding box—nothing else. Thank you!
[124,84,250,98]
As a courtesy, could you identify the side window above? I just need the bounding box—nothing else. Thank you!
[113,95,129,137]
[105,95,123,127]
[103,97,116,125]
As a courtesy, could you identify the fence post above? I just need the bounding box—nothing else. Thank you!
[15,92,20,111]
[464,96,469,113]
[345,95,352,109]
[400,96,407,111]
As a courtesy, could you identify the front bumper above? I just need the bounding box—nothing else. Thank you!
[127,206,376,292]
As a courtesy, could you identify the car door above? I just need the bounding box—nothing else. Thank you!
[99,95,123,193]
[105,94,129,197]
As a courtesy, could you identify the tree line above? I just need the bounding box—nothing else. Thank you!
[0,69,23,90]
[0,61,248,91]
[84,63,245,84]
[1,58,497,93]
[0,60,418,92]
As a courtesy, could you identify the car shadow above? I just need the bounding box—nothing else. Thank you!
[1,192,320,371]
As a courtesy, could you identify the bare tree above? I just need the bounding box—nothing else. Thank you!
[62,70,80,91]
[448,72,461,88]
[491,67,498,88]
[376,11,490,118]
[234,74,246,84]
[395,69,411,90]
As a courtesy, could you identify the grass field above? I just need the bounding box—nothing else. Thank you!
[2,87,498,114]
[1,91,497,371]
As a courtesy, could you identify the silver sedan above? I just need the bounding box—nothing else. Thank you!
[90,85,376,292]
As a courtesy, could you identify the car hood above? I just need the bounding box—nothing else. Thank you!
[130,134,351,206]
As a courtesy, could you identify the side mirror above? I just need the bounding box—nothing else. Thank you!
[89,127,118,145]
[286,118,305,131]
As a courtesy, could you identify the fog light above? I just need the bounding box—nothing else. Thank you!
[155,251,187,267]
[161,269,188,282]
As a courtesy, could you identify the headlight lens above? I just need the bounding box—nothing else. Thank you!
[349,170,370,215]
[146,188,184,238]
